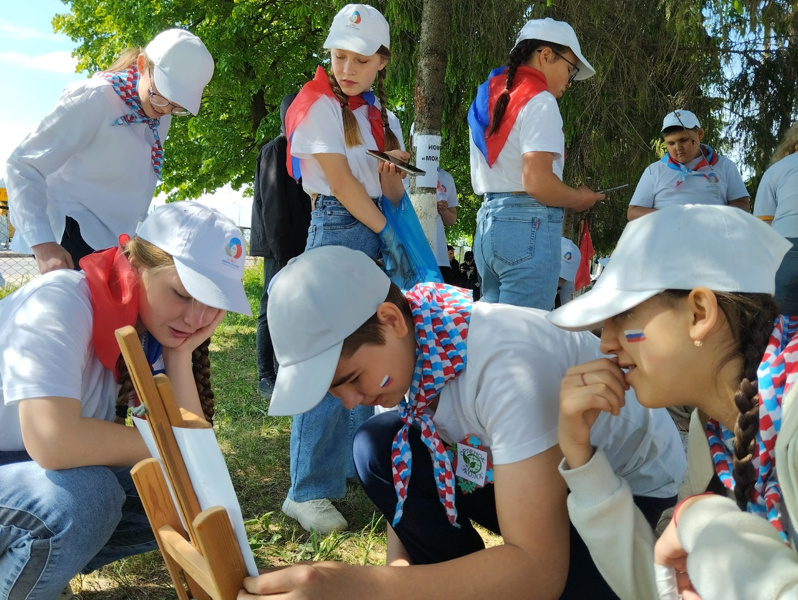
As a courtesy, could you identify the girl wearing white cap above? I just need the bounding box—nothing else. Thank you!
[241,244,686,599]
[279,4,409,534]
[547,205,798,599]
[467,18,604,310]
[7,28,214,274]
[0,202,250,599]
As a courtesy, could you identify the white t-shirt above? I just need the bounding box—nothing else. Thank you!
[469,92,565,195]
[0,270,118,452]
[434,168,458,266]
[754,152,798,239]
[629,153,749,209]
[290,94,404,199]
[432,303,686,497]
[7,76,170,251]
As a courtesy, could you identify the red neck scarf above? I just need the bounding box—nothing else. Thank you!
[285,66,384,180]
[79,236,139,376]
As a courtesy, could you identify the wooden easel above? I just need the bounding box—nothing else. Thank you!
[116,325,248,600]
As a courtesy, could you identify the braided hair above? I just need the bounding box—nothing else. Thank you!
[114,236,216,424]
[487,39,569,137]
[661,289,778,509]
[327,45,400,151]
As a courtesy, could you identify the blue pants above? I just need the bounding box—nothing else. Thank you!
[354,412,676,599]
[0,454,156,599]
[474,193,563,309]
[286,194,376,502]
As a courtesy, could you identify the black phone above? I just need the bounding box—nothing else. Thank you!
[366,149,426,176]
[597,183,630,194]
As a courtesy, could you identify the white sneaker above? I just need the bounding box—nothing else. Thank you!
[282,497,348,534]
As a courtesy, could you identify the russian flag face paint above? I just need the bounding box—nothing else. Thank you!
[380,375,393,388]
[624,329,646,343]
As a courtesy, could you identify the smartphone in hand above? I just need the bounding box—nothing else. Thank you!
[366,149,426,176]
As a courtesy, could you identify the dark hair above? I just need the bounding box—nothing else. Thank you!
[464,251,474,261]
[662,126,699,136]
[488,39,569,137]
[447,245,454,251]
[660,289,779,509]
[341,283,411,358]
[328,45,400,151]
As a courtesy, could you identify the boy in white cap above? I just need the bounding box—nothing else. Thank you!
[241,245,686,599]
[627,110,749,220]
[467,18,605,310]
[547,205,796,599]
[7,28,214,273]
[0,201,250,599]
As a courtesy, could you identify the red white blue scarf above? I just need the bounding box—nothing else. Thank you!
[467,65,548,166]
[391,283,471,527]
[98,66,164,179]
[705,315,798,543]
[285,66,384,181]
[661,144,719,187]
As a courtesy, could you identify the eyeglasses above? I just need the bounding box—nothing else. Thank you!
[148,69,191,116]
[552,51,580,84]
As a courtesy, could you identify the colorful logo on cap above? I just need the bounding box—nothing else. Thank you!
[564,251,573,261]
[350,10,362,24]
[226,237,243,259]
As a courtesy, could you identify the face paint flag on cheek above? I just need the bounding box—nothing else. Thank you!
[624,329,646,343]
[380,375,393,388]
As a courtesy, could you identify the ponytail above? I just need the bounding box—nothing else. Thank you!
[375,46,400,151]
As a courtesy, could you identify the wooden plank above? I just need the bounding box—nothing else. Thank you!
[194,507,249,600]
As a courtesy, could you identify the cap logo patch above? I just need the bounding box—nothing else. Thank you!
[349,10,362,24]
[226,237,243,259]
[564,251,573,261]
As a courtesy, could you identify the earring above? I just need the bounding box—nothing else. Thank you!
[694,339,703,347]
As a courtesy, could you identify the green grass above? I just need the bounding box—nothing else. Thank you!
[68,264,390,598]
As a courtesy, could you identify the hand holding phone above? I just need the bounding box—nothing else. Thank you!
[366,149,426,176]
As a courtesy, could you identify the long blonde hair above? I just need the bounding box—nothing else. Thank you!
[114,237,216,423]
[327,45,401,151]
[101,47,146,73]
[770,123,798,166]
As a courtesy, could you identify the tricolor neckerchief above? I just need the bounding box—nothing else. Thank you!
[98,66,164,179]
[660,144,719,187]
[285,65,385,182]
[390,283,471,527]
[467,65,548,167]
[705,315,798,544]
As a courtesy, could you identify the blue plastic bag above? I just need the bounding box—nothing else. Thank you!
[379,192,443,290]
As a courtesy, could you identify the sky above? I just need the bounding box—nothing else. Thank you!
[0,0,252,227]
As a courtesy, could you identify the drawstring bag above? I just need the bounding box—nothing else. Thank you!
[379,192,443,290]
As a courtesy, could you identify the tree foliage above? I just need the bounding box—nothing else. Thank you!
[52,0,798,254]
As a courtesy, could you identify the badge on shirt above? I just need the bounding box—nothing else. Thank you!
[447,433,494,494]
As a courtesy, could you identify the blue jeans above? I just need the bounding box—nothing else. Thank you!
[286,194,376,502]
[775,237,798,316]
[256,256,281,381]
[473,193,563,309]
[0,456,156,599]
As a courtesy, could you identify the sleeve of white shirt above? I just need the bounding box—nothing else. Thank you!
[290,96,346,158]
[518,94,564,159]
[721,158,750,202]
[6,82,108,247]
[629,165,657,208]
[754,166,778,218]
[439,169,459,207]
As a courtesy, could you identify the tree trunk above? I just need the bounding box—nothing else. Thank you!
[410,0,451,248]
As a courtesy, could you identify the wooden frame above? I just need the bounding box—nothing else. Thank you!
[116,325,249,600]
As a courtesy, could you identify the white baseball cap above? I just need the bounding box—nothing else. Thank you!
[145,28,214,115]
[135,202,251,316]
[323,4,390,55]
[662,109,701,132]
[547,205,792,332]
[267,246,390,416]
[560,237,581,282]
[513,18,595,80]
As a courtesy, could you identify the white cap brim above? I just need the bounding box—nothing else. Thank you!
[546,286,660,332]
[323,32,381,56]
[268,341,342,416]
[174,259,252,316]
